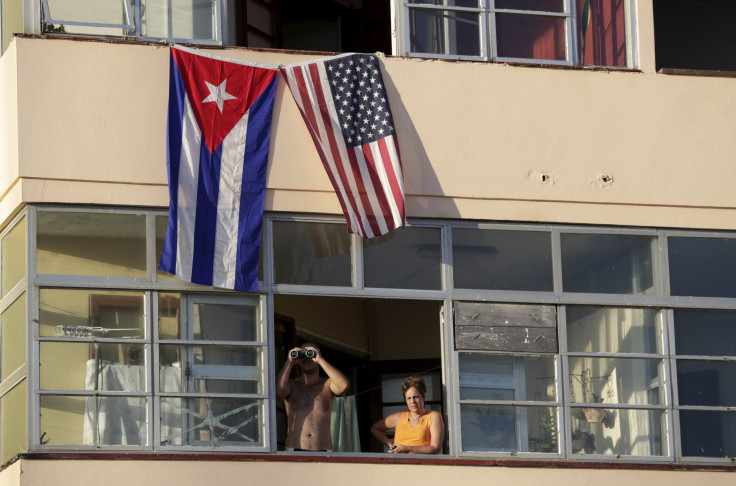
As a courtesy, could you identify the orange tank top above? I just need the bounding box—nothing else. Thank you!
[394,411,432,446]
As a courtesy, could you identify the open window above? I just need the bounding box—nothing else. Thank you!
[273,294,444,453]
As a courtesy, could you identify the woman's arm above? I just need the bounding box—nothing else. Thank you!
[370,412,401,449]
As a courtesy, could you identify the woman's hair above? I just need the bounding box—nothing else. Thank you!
[402,376,427,397]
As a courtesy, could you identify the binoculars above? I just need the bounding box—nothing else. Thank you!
[290,349,316,359]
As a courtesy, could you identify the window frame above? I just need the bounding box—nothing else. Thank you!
[392,0,637,68]
[40,0,226,46]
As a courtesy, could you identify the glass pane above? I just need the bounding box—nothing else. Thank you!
[40,394,148,446]
[568,357,664,406]
[576,0,627,67]
[1,215,25,297]
[460,404,558,453]
[674,309,736,356]
[459,353,557,401]
[40,342,147,392]
[408,0,479,7]
[668,236,736,298]
[1,293,26,380]
[160,397,263,446]
[273,221,351,286]
[566,306,662,354]
[677,360,736,407]
[1,380,27,464]
[160,345,261,394]
[141,0,216,41]
[570,408,666,456]
[155,215,174,279]
[561,233,657,294]
[496,13,566,61]
[192,302,258,341]
[453,228,553,291]
[39,289,144,338]
[679,410,736,457]
[45,0,131,25]
[364,227,441,290]
[409,8,481,56]
[496,0,564,12]
[37,211,147,277]
[2,0,24,55]
[158,293,182,339]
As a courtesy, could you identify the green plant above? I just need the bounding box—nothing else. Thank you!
[528,414,558,453]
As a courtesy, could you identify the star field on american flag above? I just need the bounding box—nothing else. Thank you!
[325,54,395,149]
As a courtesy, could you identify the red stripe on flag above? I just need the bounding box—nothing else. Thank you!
[377,137,405,229]
[305,62,369,238]
[288,65,358,235]
[346,147,381,237]
[360,142,395,232]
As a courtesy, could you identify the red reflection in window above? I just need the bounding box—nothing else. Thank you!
[577,0,626,67]
[496,14,566,61]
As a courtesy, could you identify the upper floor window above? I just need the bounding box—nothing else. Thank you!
[41,0,225,44]
[394,0,632,67]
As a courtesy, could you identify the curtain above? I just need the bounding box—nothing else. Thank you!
[330,395,360,452]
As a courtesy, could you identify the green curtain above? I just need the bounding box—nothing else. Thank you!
[330,395,360,452]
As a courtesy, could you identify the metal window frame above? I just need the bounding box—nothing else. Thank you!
[39,0,225,45]
[394,0,636,68]
[28,205,270,453]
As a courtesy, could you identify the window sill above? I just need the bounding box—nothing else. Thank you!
[11,451,736,472]
[658,68,736,78]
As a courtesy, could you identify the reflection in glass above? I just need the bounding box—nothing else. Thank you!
[408,0,478,6]
[40,342,147,392]
[160,397,263,446]
[409,8,480,56]
[39,289,144,338]
[453,228,552,290]
[674,309,736,356]
[669,236,736,298]
[40,395,148,446]
[159,345,261,394]
[568,357,664,406]
[569,408,666,456]
[1,293,26,381]
[460,405,558,453]
[561,233,657,294]
[141,0,216,41]
[679,410,736,457]
[496,14,566,61]
[37,211,147,277]
[676,360,736,407]
[192,302,258,341]
[1,216,25,297]
[495,0,564,12]
[158,293,182,339]
[566,306,662,354]
[44,0,133,26]
[459,353,556,401]
[1,380,27,464]
[364,227,442,290]
[273,221,351,286]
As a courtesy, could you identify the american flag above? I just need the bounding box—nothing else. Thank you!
[281,53,406,238]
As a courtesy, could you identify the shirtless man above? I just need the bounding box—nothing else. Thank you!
[276,343,349,451]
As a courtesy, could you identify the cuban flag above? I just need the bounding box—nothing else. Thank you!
[159,45,278,292]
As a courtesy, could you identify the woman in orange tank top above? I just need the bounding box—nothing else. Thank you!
[370,376,445,454]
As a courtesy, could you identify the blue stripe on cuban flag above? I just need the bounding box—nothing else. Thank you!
[159,46,278,292]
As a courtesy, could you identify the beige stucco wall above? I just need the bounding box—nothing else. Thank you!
[2,26,736,233]
[0,458,733,486]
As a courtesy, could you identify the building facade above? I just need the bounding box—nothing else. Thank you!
[0,1,734,484]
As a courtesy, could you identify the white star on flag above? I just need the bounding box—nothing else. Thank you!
[202,79,237,113]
